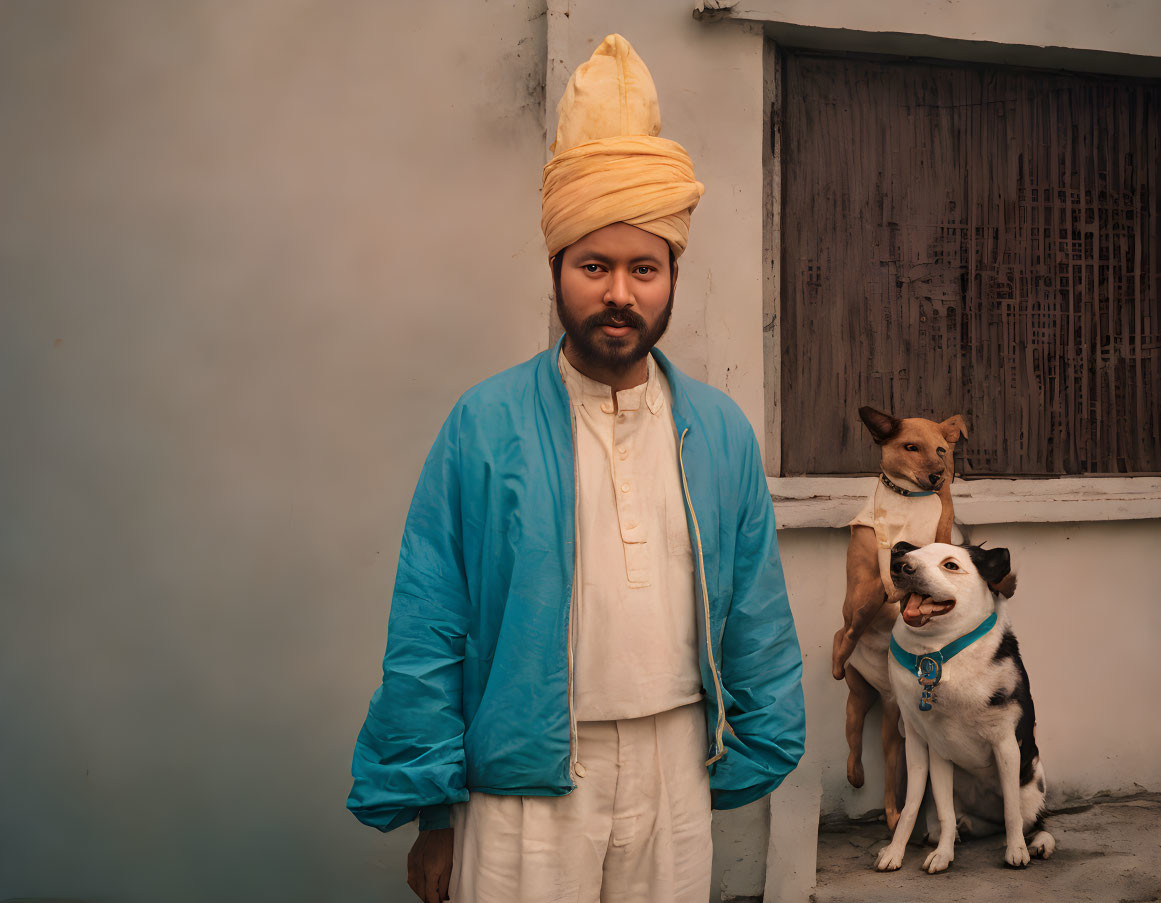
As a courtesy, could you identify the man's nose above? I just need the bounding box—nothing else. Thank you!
[605,269,635,306]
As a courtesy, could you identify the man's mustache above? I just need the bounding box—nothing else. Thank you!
[585,309,646,332]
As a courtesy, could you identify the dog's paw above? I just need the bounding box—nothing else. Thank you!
[875,844,905,871]
[846,752,864,789]
[923,847,953,874]
[1027,831,1056,859]
[1004,840,1031,868]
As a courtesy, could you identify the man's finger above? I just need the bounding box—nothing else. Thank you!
[406,843,422,900]
[406,870,422,902]
[424,863,441,903]
[438,858,452,902]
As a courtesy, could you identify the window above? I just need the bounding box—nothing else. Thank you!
[775,51,1160,477]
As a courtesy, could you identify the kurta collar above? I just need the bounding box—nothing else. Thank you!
[557,343,665,415]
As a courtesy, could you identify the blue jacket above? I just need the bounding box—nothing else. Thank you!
[348,339,805,832]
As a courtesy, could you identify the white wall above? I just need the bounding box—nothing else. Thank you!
[781,520,1161,820]
[3,1,1158,901]
[550,3,769,440]
[551,3,1161,900]
[727,0,1161,59]
[0,2,546,900]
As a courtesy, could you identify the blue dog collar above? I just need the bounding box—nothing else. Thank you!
[890,612,998,710]
[880,473,935,498]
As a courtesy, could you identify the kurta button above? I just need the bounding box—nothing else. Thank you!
[620,483,630,493]
[575,762,587,778]
[600,403,613,414]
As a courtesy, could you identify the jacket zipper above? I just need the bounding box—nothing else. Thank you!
[678,427,728,765]
[566,403,580,783]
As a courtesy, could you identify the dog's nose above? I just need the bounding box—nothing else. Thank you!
[928,472,942,486]
[890,543,918,577]
[889,559,916,576]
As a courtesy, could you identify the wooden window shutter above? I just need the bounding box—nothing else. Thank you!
[779,52,1161,476]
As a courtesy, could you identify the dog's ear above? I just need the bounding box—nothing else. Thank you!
[859,406,900,444]
[990,572,1018,599]
[940,414,968,445]
[966,545,1014,594]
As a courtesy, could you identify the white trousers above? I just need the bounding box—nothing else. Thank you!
[449,702,712,903]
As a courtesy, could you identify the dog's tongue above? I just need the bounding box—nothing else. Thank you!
[902,593,937,627]
[902,593,954,627]
[901,593,928,627]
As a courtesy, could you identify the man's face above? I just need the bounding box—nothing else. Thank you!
[554,222,677,373]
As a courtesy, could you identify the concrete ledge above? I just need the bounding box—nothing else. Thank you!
[693,1,1161,77]
[769,476,1161,529]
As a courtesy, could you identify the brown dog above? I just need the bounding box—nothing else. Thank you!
[831,406,967,830]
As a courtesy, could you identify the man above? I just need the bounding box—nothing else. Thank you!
[348,35,805,902]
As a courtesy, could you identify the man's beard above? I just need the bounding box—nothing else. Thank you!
[554,283,674,374]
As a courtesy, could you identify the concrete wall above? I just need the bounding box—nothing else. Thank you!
[782,520,1161,821]
[549,3,1161,900]
[2,1,1158,901]
[725,0,1161,58]
[548,3,769,438]
[0,2,547,900]
[733,0,1161,58]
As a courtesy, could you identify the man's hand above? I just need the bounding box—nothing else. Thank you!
[407,828,453,902]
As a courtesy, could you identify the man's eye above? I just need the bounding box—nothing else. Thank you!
[942,561,960,570]
[634,266,654,275]
[583,264,602,273]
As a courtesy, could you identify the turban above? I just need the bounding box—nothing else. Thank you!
[541,34,704,261]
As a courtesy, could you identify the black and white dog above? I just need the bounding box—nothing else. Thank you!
[874,541,1055,874]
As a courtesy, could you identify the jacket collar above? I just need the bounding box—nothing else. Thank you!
[650,346,694,434]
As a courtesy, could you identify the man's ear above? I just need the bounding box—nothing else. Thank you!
[859,406,900,445]
[940,414,968,446]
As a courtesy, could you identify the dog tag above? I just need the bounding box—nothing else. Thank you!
[916,654,943,711]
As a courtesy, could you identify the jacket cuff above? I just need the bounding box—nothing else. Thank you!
[418,804,452,831]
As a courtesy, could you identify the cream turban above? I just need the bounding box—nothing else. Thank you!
[541,34,704,261]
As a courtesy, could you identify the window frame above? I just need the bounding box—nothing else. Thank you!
[759,39,1161,528]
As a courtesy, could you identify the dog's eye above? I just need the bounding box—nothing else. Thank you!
[905,444,919,452]
[942,561,960,570]
[937,446,947,456]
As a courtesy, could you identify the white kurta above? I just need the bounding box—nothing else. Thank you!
[558,348,703,722]
[450,705,712,903]
[447,350,712,903]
